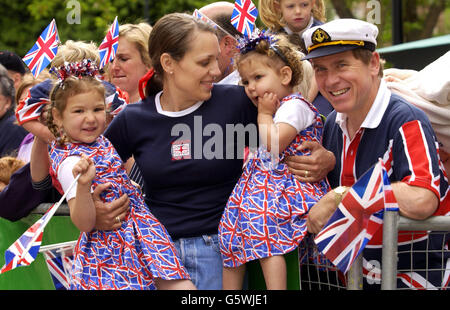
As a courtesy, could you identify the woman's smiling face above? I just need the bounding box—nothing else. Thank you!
[169,30,221,103]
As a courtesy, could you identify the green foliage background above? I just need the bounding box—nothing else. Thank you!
[0,0,448,57]
[0,0,219,56]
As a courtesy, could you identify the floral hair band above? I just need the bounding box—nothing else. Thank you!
[49,59,99,84]
[237,29,289,64]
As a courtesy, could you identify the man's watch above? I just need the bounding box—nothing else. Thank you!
[333,186,348,206]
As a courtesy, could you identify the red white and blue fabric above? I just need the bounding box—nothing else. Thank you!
[42,247,74,290]
[98,16,119,69]
[321,90,450,289]
[362,233,450,290]
[0,203,58,274]
[103,79,129,116]
[49,135,190,289]
[231,0,258,37]
[314,160,395,274]
[23,19,59,78]
[334,119,447,247]
[15,79,128,125]
[219,94,330,267]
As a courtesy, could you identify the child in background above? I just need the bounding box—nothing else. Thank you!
[46,61,195,290]
[259,0,333,116]
[15,72,51,162]
[258,0,325,52]
[218,32,330,289]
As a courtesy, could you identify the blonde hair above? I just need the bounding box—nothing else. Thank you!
[119,23,152,68]
[47,77,105,145]
[294,51,313,96]
[259,0,326,31]
[236,34,304,87]
[0,156,25,186]
[52,40,100,68]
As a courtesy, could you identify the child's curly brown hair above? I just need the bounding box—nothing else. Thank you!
[236,34,304,87]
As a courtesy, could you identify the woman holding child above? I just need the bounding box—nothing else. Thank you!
[103,13,257,289]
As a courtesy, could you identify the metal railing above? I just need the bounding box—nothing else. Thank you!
[298,213,450,290]
[32,203,449,290]
[380,212,450,290]
[31,203,70,215]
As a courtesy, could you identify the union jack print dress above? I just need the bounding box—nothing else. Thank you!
[49,135,190,289]
[219,94,330,267]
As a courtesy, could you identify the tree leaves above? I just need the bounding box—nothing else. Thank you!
[0,0,447,57]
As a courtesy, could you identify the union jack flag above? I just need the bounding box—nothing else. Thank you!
[23,19,60,78]
[193,9,236,43]
[15,78,52,125]
[99,16,119,69]
[0,175,79,274]
[0,203,58,274]
[314,159,398,274]
[231,0,258,37]
[41,241,76,290]
[193,9,217,28]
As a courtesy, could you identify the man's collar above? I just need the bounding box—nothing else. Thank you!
[335,80,391,133]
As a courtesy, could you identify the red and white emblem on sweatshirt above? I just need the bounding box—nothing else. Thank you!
[171,140,191,160]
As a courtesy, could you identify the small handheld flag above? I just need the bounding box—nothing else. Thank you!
[314,159,398,274]
[0,174,80,274]
[231,0,258,37]
[193,9,217,28]
[23,19,60,78]
[193,9,236,38]
[41,240,77,290]
[99,16,119,69]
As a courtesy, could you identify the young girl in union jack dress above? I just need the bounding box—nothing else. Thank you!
[46,61,195,290]
[218,32,330,289]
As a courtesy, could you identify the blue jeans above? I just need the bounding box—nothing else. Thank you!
[173,234,223,290]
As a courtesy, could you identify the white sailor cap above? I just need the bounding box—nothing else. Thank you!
[302,18,379,60]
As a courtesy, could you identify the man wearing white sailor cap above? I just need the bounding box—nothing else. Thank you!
[302,18,378,60]
[289,18,449,289]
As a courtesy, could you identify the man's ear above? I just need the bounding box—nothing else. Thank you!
[221,36,238,57]
[369,51,381,77]
[279,66,293,86]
